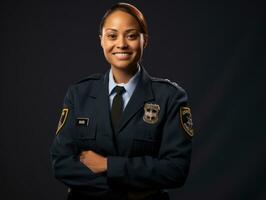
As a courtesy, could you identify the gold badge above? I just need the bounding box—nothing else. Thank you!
[180,106,194,137]
[143,103,160,124]
[56,108,69,134]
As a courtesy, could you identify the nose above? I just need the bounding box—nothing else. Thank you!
[116,36,128,49]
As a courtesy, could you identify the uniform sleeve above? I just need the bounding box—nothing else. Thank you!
[50,87,108,189]
[107,90,192,189]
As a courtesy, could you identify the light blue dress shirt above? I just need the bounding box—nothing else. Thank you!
[109,65,141,110]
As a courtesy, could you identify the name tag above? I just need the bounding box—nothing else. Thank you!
[76,118,89,126]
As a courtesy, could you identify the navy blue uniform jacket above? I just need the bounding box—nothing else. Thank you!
[50,67,193,194]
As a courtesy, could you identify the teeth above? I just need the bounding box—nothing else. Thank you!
[114,53,130,55]
[113,52,131,59]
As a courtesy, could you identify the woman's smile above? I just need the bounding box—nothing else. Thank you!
[112,51,133,60]
[100,10,146,72]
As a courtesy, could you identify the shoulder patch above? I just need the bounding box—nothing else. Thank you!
[76,73,103,84]
[56,108,69,134]
[151,77,179,89]
[180,106,194,137]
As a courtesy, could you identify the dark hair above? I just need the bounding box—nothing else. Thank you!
[99,3,148,36]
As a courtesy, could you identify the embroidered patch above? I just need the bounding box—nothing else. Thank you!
[76,118,89,126]
[143,103,160,124]
[180,106,194,137]
[56,108,69,134]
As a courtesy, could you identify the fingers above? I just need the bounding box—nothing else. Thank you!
[79,151,88,161]
[80,150,90,156]
[79,152,84,160]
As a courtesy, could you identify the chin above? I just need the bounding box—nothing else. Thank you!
[111,61,137,71]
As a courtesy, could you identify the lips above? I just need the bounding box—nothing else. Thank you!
[112,52,132,60]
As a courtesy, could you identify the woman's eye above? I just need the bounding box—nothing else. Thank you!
[127,34,138,40]
[107,34,117,40]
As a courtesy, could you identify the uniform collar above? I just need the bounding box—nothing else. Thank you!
[108,64,141,97]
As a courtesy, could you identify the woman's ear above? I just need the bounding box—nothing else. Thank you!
[143,34,148,48]
[99,35,103,48]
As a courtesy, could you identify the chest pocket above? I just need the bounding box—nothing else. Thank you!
[130,125,159,157]
[75,117,97,151]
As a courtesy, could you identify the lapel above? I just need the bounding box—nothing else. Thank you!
[90,72,117,153]
[117,67,154,133]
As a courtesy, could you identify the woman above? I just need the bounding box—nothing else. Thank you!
[51,3,193,200]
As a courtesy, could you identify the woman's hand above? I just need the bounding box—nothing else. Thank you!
[79,150,107,173]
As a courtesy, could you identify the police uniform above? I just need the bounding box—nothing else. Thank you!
[50,66,193,200]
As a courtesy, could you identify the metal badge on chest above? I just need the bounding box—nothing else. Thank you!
[143,103,160,124]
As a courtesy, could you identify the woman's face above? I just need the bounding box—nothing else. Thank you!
[100,10,146,71]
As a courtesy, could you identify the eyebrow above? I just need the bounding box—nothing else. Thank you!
[105,28,139,33]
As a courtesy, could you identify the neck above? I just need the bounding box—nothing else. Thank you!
[111,65,138,84]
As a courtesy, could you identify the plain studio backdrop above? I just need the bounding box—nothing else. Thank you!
[1,1,265,200]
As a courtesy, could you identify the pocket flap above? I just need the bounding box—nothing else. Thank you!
[76,118,96,139]
[133,128,155,142]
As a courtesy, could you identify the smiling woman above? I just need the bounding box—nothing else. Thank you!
[100,5,148,83]
[50,3,194,200]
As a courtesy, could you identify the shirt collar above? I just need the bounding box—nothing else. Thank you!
[108,65,141,96]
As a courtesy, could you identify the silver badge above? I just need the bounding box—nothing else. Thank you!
[143,103,160,124]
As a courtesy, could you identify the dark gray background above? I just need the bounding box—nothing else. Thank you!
[1,0,265,200]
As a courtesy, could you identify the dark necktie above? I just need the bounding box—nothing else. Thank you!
[111,86,125,130]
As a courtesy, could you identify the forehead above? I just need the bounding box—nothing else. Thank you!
[103,10,140,31]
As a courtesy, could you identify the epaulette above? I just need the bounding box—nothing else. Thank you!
[151,77,179,89]
[75,73,103,84]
